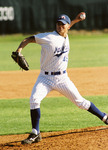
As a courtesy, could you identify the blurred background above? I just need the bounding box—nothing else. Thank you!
[0,0,108,34]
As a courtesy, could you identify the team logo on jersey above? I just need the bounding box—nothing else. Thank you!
[54,46,68,57]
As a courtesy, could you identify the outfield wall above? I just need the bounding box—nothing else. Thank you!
[0,0,108,34]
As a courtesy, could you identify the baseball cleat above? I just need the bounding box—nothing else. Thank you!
[102,114,108,125]
[21,133,42,144]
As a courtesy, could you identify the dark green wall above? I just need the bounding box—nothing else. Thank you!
[0,0,108,34]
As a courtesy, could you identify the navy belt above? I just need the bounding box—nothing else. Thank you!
[45,70,66,75]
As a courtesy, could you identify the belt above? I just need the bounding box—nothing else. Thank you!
[45,70,66,75]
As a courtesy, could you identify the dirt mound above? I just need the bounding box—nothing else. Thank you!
[0,126,108,150]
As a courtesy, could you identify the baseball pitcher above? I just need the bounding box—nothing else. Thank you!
[13,12,108,144]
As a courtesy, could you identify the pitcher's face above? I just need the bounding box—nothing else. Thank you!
[56,21,70,37]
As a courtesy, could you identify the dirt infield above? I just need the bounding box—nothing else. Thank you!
[0,67,108,150]
[1,67,108,99]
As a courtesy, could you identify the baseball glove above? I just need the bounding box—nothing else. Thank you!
[11,51,29,71]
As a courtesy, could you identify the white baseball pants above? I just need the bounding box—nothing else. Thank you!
[30,72,91,110]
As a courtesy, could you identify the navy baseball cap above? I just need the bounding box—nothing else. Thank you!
[57,14,71,25]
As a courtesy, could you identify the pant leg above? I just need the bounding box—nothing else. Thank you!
[30,74,52,109]
[55,75,91,110]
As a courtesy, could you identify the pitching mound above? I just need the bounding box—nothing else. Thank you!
[0,126,108,150]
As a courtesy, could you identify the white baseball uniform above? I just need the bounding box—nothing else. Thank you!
[30,31,90,110]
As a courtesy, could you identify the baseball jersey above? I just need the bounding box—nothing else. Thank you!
[34,31,70,72]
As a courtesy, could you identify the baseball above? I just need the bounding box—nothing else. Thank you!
[80,13,86,19]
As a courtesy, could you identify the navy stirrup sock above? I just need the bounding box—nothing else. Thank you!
[88,102,105,120]
[30,108,41,134]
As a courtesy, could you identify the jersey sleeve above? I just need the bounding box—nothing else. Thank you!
[34,33,48,45]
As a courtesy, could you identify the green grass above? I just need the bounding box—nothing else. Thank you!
[0,96,108,135]
[68,33,108,68]
[0,33,108,71]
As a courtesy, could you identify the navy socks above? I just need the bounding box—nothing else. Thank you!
[30,102,105,134]
[88,102,105,120]
[30,108,41,134]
